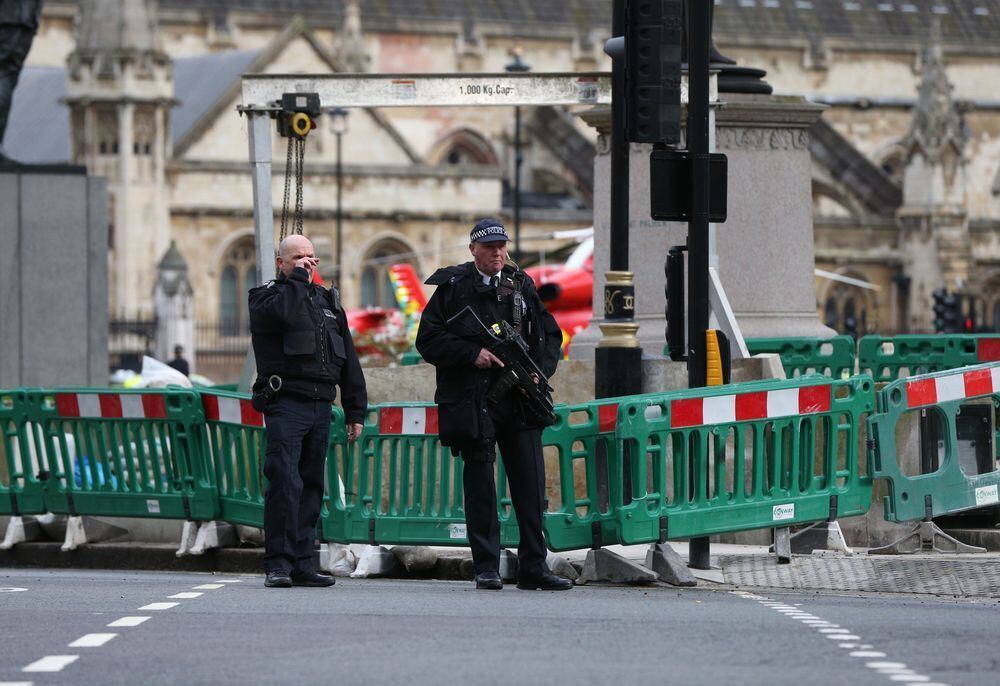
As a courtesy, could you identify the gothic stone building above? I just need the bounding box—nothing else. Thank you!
[7,1,1000,376]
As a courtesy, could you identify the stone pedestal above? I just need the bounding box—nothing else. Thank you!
[0,170,108,387]
[571,93,835,360]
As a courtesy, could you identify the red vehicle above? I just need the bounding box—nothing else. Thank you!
[524,237,594,355]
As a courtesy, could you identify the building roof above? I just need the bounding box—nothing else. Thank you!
[172,49,260,148]
[715,0,1000,49]
[147,0,1000,48]
[3,50,259,164]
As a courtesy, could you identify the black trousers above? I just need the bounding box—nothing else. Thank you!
[262,395,330,574]
[462,426,548,578]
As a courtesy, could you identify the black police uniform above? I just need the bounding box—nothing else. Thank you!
[249,266,367,576]
[415,259,562,582]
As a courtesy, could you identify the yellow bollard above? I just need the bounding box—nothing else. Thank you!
[706,329,724,387]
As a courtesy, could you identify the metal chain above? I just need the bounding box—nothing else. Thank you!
[294,137,305,236]
[279,134,308,242]
[279,135,294,243]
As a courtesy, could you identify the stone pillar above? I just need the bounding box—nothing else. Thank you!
[571,92,834,359]
[153,241,195,372]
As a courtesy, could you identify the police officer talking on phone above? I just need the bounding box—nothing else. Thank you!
[416,219,572,591]
[249,234,367,588]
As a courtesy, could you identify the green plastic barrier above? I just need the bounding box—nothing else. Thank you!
[859,334,1000,382]
[543,399,625,551]
[0,389,47,516]
[199,388,348,530]
[24,388,218,521]
[399,351,423,366]
[746,336,856,379]
[613,374,876,542]
[866,362,1000,523]
[324,403,521,547]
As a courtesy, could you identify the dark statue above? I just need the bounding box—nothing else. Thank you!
[0,0,43,164]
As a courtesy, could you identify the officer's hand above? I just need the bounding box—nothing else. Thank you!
[520,373,540,397]
[294,256,319,273]
[347,423,363,442]
[474,348,504,369]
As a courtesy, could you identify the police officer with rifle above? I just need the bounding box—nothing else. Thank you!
[416,219,572,591]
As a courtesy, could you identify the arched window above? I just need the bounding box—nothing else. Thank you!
[429,128,499,167]
[360,238,414,308]
[218,237,256,335]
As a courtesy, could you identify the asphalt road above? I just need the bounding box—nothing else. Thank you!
[0,569,997,686]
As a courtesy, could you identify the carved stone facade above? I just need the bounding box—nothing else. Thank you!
[15,2,1000,343]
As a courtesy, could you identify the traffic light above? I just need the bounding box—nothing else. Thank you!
[932,288,948,333]
[942,293,962,333]
[932,288,963,333]
[625,0,683,144]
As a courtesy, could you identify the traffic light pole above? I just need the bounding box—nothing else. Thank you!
[596,0,642,402]
[686,0,713,571]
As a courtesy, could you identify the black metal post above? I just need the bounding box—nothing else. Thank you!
[686,0,712,571]
[594,0,643,530]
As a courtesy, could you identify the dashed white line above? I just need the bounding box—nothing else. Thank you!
[138,602,178,611]
[22,656,79,673]
[168,592,203,599]
[732,591,949,686]
[108,616,151,627]
[192,584,224,590]
[0,681,35,685]
[68,634,117,648]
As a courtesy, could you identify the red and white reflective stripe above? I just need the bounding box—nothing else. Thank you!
[54,393,167,419]
[202,395,263,427]
[978,338,1000,362]
[905,366,1000,408]
[379,406,439,434]
[598,403,618,432]
[669,384,832,429]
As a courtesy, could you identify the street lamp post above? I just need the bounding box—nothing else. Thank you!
[331,107,349,289]
[505,47,530,260]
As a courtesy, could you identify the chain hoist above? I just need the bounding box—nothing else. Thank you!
[277,93,320,243]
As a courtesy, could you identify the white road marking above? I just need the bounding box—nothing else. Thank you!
[733,592,949,686]
[0,588,28,593]
[108,616,151,627]
[0,681,35,685]
[138,602,178,610]
[192,584,224,590]
[169,592,203,599]
[68,634,117,648]
[23,656,79,673]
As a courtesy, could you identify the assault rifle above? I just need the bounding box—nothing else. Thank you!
[446,305,556,425]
